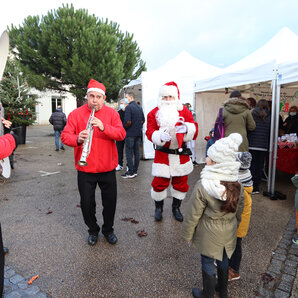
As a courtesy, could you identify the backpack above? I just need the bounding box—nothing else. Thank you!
[214,108,225,141]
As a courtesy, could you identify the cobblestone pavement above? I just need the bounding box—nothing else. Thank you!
[255,213,298,298]
[4,265,48,297]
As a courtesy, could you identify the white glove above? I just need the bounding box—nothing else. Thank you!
[176,124,187,134]
[160,131,172,142]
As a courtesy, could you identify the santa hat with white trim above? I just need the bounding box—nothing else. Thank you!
[159,81,183,111]
[159,81,180,99]
[87,79,106,96]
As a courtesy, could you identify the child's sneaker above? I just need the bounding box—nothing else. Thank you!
[292,237,298,245]
[228,268,240,281]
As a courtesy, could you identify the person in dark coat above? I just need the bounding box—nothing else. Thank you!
[121,92,145,178]
[49,105,67,151]
[247,99,271,194]
[283,105,298,135]
[116,98,128,171]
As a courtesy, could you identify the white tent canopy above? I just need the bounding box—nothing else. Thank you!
[193,27,298,197]
[124,50,222,159]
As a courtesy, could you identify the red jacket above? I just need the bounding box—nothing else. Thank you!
[0,134,16,160]
[146,105,198,178]
[61,104,126,173]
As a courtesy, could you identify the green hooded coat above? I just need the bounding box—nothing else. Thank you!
[222,97,256,152]
[182,180,244,261]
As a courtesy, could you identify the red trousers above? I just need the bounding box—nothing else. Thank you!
[152,175,189,193]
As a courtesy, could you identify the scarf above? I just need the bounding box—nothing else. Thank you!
[201,161,240,201]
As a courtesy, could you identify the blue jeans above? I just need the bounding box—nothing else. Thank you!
[125,136,141,174]
[201,249,228,275]
[54,130,64,149]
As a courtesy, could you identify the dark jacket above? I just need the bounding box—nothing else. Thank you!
[118,109,125,126]
[284,114,298,135]
[49,109,66,131]
[248,108,271,151]
[222,97,256,152]
[124,101,145,137]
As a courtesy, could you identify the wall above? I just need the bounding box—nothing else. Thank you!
[31,89,77,125]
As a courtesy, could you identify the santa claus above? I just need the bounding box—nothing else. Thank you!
[146,81,198,222]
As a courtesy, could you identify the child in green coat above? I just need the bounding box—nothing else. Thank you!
[182,133,245,298]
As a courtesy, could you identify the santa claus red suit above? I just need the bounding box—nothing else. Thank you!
[146,82,198,222]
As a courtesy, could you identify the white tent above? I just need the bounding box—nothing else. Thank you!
[193,27,298,197]
[123,50,222,159]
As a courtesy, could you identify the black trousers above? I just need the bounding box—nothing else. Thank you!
[229,237,242,273]
[249,150,267,191]
[77,170,117,236]
[0,224,4,296]
[116,140,125,167]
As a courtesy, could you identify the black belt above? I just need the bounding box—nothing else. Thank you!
[154,145,192,156]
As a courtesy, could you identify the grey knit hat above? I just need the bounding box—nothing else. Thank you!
[236,152,252,169]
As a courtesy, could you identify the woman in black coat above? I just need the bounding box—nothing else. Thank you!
[247,99,271,194]
[283,105,298,135]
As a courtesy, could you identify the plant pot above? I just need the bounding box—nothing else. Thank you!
[13,125,27,144]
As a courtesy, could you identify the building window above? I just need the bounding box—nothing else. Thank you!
[52,97,62,113]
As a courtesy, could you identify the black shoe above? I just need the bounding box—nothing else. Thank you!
[3,247,9,255]
[105,233,117,244]
[155,207,163,221]
[172,207,183,222]
[60,146,65,151]
[88,234,98,246]
[55,149,59,152]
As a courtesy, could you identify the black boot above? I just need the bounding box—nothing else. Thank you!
[216,267,228,298]
[172,197,183,222]
[154,201,164,221]
[192,270,216,298]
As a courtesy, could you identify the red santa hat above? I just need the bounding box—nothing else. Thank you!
[159,81,180,99]
[87,79,106,96]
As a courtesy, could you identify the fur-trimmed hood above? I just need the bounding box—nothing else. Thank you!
[223,97,250,114]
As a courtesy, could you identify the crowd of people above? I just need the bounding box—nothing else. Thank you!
[1,78,297,297]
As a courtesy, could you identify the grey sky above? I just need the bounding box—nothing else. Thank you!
[1,0,298,70]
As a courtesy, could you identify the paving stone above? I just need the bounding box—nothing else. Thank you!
[285,259,297,268]
[289,248,298,256]
[271,258,283,267]
[4,291,22,298]
[275,247,287,255]
[281,273,295,284]
[24,286,40,295]
[278,281,292,293]
[283,265,296,276]
[273,253,287,262]
[4,269,15,279]
[17,280,28,289]
[274,289,290,298]
[268,264,282,275]
[279,241,290,249]
[9,274,24,285]
[288,254,298,262]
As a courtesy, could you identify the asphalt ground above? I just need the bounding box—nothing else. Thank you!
[0,125,296,297]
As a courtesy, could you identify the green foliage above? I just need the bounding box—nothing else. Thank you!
[9,4,146,101]
[0,58,38,126]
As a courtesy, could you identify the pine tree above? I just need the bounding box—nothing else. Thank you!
[9,4,146,102]
[0,58,37,127]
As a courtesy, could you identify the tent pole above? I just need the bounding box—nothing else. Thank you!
[267,71,277,193]
[270,74,281,194]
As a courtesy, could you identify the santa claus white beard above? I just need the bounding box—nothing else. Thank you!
[156,100,179,130]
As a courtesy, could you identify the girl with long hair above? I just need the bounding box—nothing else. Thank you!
[182,133,244,298]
